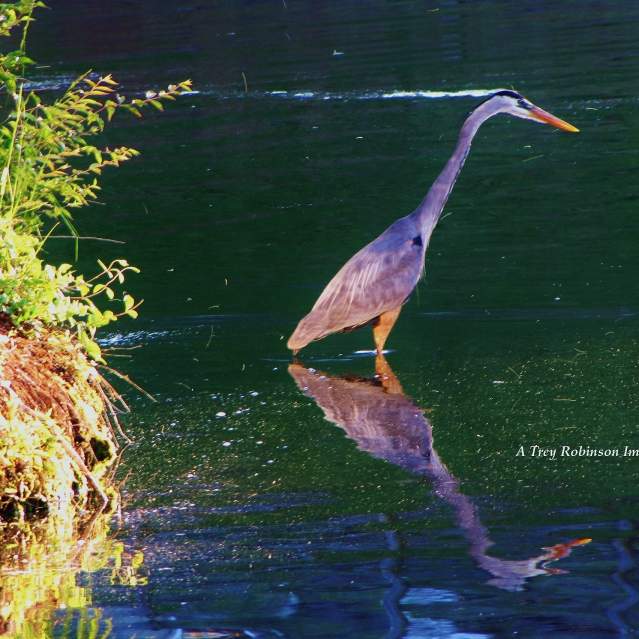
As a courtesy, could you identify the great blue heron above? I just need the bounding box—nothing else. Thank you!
[288,90,578,355]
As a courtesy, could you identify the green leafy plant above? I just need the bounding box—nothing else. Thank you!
[0,0,191,361]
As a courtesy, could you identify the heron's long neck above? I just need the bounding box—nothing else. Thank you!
[414,103,497,236]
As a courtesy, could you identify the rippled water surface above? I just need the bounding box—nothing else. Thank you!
[22,1,639,637]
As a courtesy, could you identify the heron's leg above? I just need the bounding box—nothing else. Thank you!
[375,354,404,395]
[372,306,402,355]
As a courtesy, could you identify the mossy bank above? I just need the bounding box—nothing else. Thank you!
[0,318,119,521]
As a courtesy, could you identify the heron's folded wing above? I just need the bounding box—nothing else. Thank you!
[288,234,423,348]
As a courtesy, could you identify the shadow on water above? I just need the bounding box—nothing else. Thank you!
[289,356,591,602]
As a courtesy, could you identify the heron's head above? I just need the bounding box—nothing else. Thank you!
[485,90,579,133]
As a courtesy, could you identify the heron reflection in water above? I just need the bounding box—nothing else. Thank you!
[288,357,590,593]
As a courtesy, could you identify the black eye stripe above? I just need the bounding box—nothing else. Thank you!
[494,89,522,99]
[472,89,528,114]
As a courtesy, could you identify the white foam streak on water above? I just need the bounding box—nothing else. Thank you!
[24,76,77,91]
[379,89,504,99]
[98,329,170,346]
[22,80,503,101]
[263,88,504,101]
[174,87,503,101]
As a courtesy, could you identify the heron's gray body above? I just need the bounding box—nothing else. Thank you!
[288,214,426,349]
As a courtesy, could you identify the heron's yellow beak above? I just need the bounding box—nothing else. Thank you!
[529,105,579,133]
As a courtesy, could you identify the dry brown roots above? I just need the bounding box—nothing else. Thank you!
[0,316,123,520]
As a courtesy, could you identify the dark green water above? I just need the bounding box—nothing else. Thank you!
[28,1,639,637]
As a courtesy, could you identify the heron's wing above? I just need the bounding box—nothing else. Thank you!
[288,222,424,349]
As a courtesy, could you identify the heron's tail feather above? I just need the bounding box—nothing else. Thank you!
[287,310,332,352]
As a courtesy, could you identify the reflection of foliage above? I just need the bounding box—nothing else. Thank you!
[109,544,148,587]
[57,609,112,639]
[0,511,146,638]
